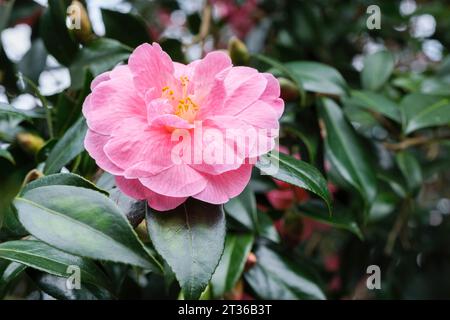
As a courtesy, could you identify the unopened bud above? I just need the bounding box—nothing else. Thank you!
[23,169,44,185]
[228,37,250,66]
[67,0,94,44]
[244,252,257,271]
[16,132,44,155]
[278,77,299,101]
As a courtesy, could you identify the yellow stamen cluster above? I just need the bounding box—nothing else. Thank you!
[161,86,175,101]
[160,76,199,122]
[175,97,199,116]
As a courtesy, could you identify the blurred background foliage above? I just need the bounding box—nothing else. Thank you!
[1,0,450,300]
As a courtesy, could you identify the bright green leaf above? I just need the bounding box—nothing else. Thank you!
[361,50,394,91]
[14,185,161,271]
[146,198,226,300]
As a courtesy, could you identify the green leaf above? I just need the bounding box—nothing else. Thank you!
[0,149,14,165]
[14,185,161,271]
[395,151,423,195]
[39,0,79,65]
[69,38,131,89]
[298,201,363,239]
[244,245,325,300]
[256,152,332,213]
[0,103,46,120]
[101,9,151,48]
[28,270,113,300]
[210,233,254,298]
[18,39,47,84]
[22,173,108,196]
[346,90,401,122]
[400,93,450,134]
[0,0,14,36]
[146,198,226,300]
[361,50,394,91]
[44,117,87,174]
[285,61,347,96]
[0,260,26,298]
[319,98,377,207]
[224,186,257,231]
[0,240,111,289]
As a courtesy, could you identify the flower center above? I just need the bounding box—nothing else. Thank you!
[161,76,199,123]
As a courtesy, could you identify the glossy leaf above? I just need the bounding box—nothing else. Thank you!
[18,39,47,84]
[400,93,450,134]
[0,0,14,35]
[109,188,146,228]
[210,233,254,298]
[0,259,26,298]
[22,173,107,196]
[14,185,161,271]
[319,98,377,206]
[395,151,423,195]
[28,270,113,300]
[101,9,151,48]
[44,117,87,174]
[298,201,363,239]
[224,186,257,231]
[361,50,394,91]
[39,0,79,65]
[244,245,326,300]
[285,61,347,96]
[69,38,131,89]
[0,103,46,120]
[146,198,226,300]
[0,149,14,165]
[0,240,111,289]
[347,90,401,122]
[256,152,332,213]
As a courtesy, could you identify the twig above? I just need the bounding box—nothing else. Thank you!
[383,134,450,151]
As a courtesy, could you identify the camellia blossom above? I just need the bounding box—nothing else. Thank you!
[83,43,283,211]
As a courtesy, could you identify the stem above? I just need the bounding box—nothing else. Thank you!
[383,134,450,151]
[20,75,54,139]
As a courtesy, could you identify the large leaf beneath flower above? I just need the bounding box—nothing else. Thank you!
[319,98,377,208]
[210,233,254,298]
[146,198,226,300]
[0,240,111,289]
[244,244,325,300]
[69,38,131,89]
[400,93,450,134]
[285,61,347,96]
[361,50,394,91]
[22,173,108,195]
[44,117,87,174]
[346,90,401,122]
[14,185,161,272]
[256,152,332,213]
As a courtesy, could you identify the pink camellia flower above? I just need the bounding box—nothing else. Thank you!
[83,43,283,211]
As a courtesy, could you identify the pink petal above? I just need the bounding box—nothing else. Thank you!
[149,114,194,129]
[103,118,175,177]
[128,43,175,96]
[192,163,252,204]
[236,100,279,129]
[82,67,146,135]
[84,129,124,175]
[139,164,207,197]
[260,73,285,118]
[115,176,187,211]
[221,68,268,115]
